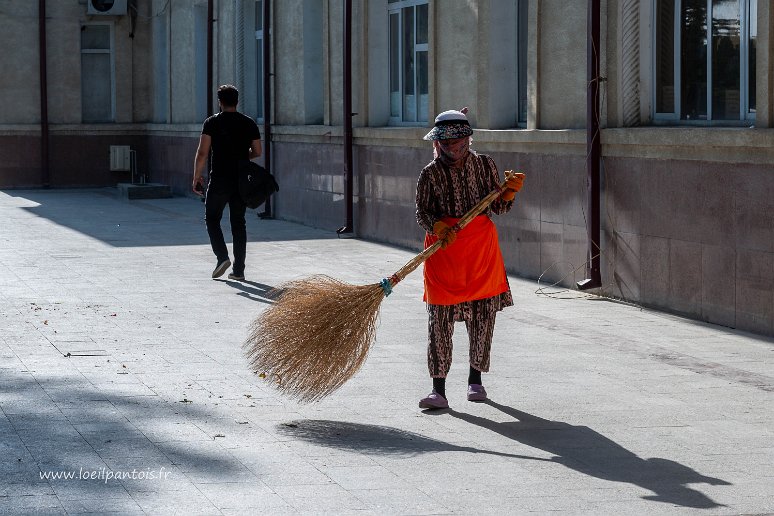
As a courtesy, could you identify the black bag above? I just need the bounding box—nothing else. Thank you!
[238,160,279,209]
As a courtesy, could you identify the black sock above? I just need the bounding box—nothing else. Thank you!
[432,377,446,399]
[468,366,482,386]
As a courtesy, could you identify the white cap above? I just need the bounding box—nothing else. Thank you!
[434,110,468,123]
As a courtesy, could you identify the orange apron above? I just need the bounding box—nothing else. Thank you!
[423,215,509,305]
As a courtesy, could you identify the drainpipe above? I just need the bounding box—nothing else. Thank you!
[207,0,214,117]
[260,0,273,219]
[337,0,354,236]
[39,0,50,188]
[577,0,602,290]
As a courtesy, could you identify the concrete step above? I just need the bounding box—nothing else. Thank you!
[117,182,172,200]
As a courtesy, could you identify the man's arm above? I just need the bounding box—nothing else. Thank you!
[249,139,262,160]
[192,134,211,195]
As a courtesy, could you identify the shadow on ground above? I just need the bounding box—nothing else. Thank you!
[1,372,249,511]
[3,189,338,247]
[446,400,731,509]
[277,419,553,462]
[279,401,731,510]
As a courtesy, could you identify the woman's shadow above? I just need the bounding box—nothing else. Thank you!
[445,400,730,509]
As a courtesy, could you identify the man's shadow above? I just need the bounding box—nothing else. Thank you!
[445,400,730,509]
[220,279,284,304]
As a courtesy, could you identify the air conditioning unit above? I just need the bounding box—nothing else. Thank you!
[110,145,131,171]
[87,0,128,15]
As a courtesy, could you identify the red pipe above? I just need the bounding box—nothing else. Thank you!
[578,0,602,290]
[337,0,354,235]
[260,0,273,219]
[39,0,50,187]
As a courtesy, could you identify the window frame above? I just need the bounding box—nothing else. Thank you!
[388,0,429,125]
[80,22,116,123]
[652,0,756,125]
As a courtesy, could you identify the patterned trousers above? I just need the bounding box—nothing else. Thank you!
[426,299,497,378]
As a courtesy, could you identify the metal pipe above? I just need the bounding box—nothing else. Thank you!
[577,0,602,290]
[39,0,49,188]
[258,0,273,219]
[260,0,273,219]
[337,0,354,236]
[207,0,214,117]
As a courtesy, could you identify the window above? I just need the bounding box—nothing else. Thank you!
[747,0,756,114]
[654,0,756,122]
[388,0,428,123]
[81,24,114,122]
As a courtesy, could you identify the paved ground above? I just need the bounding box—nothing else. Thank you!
[1,188,773,515]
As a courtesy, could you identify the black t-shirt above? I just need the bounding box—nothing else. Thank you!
[202,111,261,181]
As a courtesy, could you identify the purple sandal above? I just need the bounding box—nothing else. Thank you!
[467,384,487,402]
[419,390,449,409]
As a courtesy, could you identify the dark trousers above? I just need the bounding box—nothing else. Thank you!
[205,182,247,275]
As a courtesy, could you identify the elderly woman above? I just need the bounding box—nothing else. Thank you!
[416,109,524,409]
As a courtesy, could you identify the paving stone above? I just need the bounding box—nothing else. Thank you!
[57,493,144,515]
[347,487,451,515]
[1,188,773,514]
[195,481,288,511]
[272,483,370,512]
[0,494,65,514]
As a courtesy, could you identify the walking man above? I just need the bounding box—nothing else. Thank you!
[193,85,262,280]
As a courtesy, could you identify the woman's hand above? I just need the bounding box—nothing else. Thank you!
[433,220,457,249]
[500,171,525,201]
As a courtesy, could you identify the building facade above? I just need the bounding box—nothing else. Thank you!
[1,0,773,336]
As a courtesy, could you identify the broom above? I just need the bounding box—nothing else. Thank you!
[244,171,524,402]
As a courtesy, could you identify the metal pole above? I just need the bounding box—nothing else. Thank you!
[260,0,273,219]
[337,0,354,236]
[206,0,214,117]
[39,0,50,188]
[578,0,602,290]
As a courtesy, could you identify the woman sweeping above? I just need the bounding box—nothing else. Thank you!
[416,109,524,409]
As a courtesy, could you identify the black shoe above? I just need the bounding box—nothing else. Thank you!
[228,272,245,281]
[212,260,231,278]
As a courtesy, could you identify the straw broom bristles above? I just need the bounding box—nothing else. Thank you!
[245,275,387,402]
[244,172,524,403]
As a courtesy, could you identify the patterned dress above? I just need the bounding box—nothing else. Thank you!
[416,151,514,378]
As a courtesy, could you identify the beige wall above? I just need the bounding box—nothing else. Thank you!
[537,0,588,129]
[0,2,41,124]
[269,125,774,336]
[46,3,85,123]
[756,0,774,127]
[169,1,196,124]
[131,2,153,122]
[434,2,481,123]
[273,0,306,125]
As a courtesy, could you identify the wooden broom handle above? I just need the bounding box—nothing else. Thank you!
[390,171,523,285]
